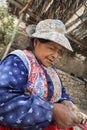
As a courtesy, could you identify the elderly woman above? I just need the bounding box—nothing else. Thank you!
[0,19,86,130]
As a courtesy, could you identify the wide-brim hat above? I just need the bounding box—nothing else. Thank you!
[26,19,73,51]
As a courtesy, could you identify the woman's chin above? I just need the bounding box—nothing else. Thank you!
[43,63,51,67]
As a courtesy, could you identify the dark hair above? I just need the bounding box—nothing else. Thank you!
[26,38,51,51]
[26,38,34,51]
[38,38,51,43]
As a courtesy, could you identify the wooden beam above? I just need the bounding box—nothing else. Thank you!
[2,13,23,59]
[66,34,87,50]
[19,0,32,15]
[7,0,41,21]
[27,9,41,21]
[7,0,22,9]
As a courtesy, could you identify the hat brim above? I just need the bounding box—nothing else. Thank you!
[29,32,73,51]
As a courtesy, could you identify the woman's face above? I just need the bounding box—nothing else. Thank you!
[34,39,63,67]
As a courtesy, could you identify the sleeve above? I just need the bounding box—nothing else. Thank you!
[0,54,53,130]
[61,85,73,102]
[52,66,73,103]
[58,79,73,103]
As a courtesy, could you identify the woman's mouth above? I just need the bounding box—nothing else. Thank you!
[47,58,54,63]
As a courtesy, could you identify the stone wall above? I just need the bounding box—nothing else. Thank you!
[58,69,87,110]
[55,51,87,78]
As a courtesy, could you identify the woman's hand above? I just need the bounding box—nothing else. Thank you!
[61,100,79,112]
[52,103,81,128]
[61,100,87,125]
[78,112,87,124]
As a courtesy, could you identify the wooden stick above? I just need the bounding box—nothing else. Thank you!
[19,0,32,15]
[2,13,23,60]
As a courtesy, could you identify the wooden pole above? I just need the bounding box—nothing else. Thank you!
[2,0,32,60]
[2,13,23,60]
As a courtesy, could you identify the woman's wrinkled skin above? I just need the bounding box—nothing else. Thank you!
[34,38,62,67]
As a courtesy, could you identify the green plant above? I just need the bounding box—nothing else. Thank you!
[0,6,15,45]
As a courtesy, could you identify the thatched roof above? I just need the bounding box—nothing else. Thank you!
[7,0,87,57]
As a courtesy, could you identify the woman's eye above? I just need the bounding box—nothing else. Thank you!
[50,47,55,50]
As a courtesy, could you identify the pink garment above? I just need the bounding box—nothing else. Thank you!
[78,124,87,130]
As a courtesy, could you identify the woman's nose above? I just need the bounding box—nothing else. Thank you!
[52,52,58,59]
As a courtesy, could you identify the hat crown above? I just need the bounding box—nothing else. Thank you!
[26,19,73,51]
[36,19,66,34]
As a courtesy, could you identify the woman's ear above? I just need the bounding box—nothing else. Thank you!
[34,38,38,48]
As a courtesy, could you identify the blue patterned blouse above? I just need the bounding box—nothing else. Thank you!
[0,52,72,130]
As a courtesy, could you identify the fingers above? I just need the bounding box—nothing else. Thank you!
[53,103,81,128]
[78,112,87,124]
[61,100,87,125]
[61,100,79,112]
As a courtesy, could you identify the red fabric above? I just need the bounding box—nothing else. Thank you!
[44,125,74,130]
[78,124,87,130]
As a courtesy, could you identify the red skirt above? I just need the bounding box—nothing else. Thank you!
[45,125,74,130]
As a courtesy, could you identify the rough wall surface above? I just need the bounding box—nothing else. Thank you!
[58,69,87,109]
[55,51,87,78]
